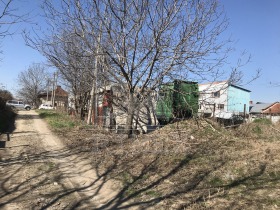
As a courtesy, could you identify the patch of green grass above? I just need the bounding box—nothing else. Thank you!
[120,171,134,185]
[268,171,280,179]
[50,120,76,129]
[234,167,245,176]
[144,190,162,197]
[253,118,272,125]
[38,111,59,119]
[265,198,280,206]
[47,161,56,169]
[208,176,224,187]
[37,110,80,130]
[38,161,57,171]
[252,125,262,134]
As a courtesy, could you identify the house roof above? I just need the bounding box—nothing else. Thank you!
[250,103,275,113]
[55,86,68,97]
[262,102,280,114]
[199,80,228,86]
[229,84,251,92]
[38,86,68,98]
[199,81,251,92]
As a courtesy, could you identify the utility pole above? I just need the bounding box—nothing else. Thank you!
[51,72,58,107]
[46,78,49,103]
[243,104,246,122]
[51,74,54,107]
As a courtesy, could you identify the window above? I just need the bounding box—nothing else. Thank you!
[212,91,220,98]
[217,104,224,110]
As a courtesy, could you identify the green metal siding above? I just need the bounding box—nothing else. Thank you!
[156,80,198,124]
[156,83,174,123]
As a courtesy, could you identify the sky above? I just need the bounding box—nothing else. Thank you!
[0,0,280,103]
[221,0,280,103]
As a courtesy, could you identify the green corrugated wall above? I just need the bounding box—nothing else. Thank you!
[156,80,198,124]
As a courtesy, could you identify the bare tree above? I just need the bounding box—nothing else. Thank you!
[48,34,93,118]
[25,0,258,137]
[0,0,15,38]
[0,0,14,57]
[70,0,233,136]
[17,63,49,107]
[23,6,107,120]
[0,0,29,43]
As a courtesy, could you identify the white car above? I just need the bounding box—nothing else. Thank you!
[39,104,54,110]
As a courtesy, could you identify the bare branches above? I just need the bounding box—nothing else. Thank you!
[0,0,29,38]
[228,52,261,86]
[17,63,49,107]
[24,0,258,136]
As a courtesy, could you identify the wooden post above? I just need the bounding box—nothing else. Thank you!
[213,103,216,119]
[243,104,246,122]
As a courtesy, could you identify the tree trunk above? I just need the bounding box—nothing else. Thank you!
[87,87,95,124]
[126,92,135,138]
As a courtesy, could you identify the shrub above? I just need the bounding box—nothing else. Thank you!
[0,107,16,132]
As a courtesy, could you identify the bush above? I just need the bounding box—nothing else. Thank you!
[0,89,13,104]
[0,97,5,111]
[0,107,16,133]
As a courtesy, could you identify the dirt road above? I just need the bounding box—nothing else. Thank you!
[0,110,121,209]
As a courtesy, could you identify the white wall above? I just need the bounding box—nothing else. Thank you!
[198,81,229,115]
[267,115,280,124]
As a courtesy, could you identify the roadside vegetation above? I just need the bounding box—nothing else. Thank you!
[37,110,81,131]
[38,109,280,209]
[0,106,16,134]
[0,89,16,134]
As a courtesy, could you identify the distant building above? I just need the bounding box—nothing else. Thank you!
[199,81,251,118]
[250,102,280,123]
[38,85,68,109]
[89,84,158,133]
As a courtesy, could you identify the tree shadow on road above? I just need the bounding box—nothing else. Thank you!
[1,132,280,210]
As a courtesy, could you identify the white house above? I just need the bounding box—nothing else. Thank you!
[198,81,251,118]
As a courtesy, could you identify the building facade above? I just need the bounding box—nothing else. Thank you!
[199,81,251,118]
[38,86,68,109]
[250,102,280,123]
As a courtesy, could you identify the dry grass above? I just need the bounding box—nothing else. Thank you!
[54,118,280,209]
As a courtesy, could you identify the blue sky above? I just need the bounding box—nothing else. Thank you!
[0,0,46,93]
[221,0,280,102]
[0,0,280,102]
